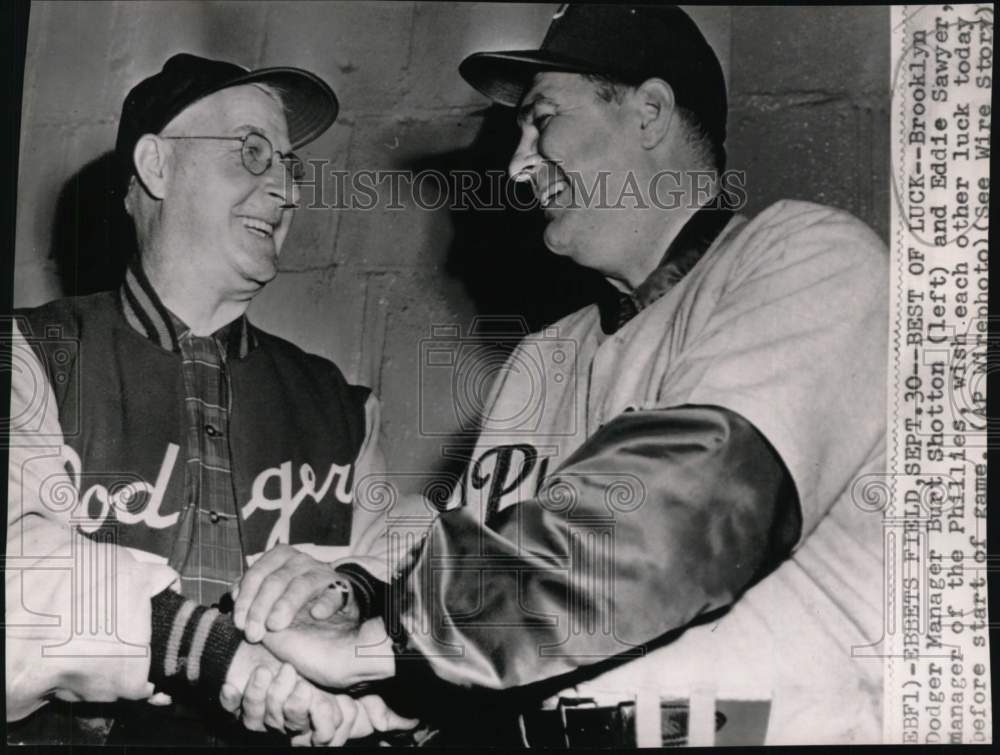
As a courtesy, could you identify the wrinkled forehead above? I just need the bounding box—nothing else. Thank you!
[161,83,290,147]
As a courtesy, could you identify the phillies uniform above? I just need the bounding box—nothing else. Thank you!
[390,200,888,745]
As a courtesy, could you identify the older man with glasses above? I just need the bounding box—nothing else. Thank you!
[6,53,414,746]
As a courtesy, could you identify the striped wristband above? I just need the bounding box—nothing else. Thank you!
[149,588,243,701]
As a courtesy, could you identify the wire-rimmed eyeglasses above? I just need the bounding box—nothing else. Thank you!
[162,131,305,182]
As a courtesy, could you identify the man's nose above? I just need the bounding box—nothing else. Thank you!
[262,159,298,209]
[508,129,540,182]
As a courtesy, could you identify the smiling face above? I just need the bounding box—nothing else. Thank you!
[509,72,645,280]
[158,84,297,294]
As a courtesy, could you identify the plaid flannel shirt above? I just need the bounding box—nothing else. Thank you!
[120,259,256,605]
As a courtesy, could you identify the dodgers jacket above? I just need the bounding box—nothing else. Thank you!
[6,290,392,720]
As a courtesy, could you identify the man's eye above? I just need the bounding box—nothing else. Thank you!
[534,114,553,130]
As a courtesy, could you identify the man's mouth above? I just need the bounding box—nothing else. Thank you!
[241,217,276,239]
[539,180,569,209]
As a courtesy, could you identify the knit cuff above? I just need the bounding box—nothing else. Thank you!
[149,588,244,701]
[199,612,244,694]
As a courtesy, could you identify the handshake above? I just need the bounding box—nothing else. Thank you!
[217,546,417,746]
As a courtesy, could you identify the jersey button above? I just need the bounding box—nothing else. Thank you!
[209,511,221,524]
[204,423,220,437]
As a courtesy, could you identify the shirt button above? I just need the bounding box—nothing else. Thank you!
[209,511,221,523]
[204,424,220,437]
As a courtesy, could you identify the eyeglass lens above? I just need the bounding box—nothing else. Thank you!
[241,133,304,182]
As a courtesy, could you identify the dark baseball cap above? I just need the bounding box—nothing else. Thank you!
[115,52,338,173]
[459,4,726,147]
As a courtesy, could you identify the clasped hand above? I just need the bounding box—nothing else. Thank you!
[222,546,410,745]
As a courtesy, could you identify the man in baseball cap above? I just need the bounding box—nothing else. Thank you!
[460,3,727,165]
[7,52,415,745]
[228,5,887,746]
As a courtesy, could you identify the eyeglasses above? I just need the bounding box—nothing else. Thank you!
[162,132,305,182]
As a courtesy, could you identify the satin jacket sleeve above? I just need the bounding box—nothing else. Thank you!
[387,404,801,690]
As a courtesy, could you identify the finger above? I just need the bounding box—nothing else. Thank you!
[310,692,342,746]
[331,695,359,747]
[244,560,319,642]
[384,709,421,731]
[308,587,344,621]
[356,695,386,731]
[283,679,313,733]
[348,698,376,740]
[240,666,274,732]
[232,545,298,630]
[290,731,312,747]
[264,662,298,730]
[267,571,333,632]
[358,695,420,732]
[219,683,242,714]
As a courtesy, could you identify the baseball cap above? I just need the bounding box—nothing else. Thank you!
[115,52,338,174]
[459,4,727,148]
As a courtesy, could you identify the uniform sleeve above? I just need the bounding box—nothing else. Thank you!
[385,204,887,691]
[330,391,433,608]
[5,321,178,721]
[652,202,889,544]
[387,405,799,690]
[343,391,390,571]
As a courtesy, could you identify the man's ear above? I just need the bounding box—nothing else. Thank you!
[635,78,676,150]
[132,134,170,200]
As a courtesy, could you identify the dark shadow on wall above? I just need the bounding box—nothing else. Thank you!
[409,104,614,336]
[51,151,137,297]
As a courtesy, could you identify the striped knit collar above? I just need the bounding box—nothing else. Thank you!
[118,256,256,359]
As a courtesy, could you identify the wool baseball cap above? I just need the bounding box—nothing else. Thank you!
[115,52,338,173]
[459,4,726,148]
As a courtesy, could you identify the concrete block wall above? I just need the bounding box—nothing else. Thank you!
[728,5,891,237]
[14,3,888,493]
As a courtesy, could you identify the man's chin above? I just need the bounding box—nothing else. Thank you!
[543,224,589,267]
[542,223,571,257]
[243,258,279,289]
[252,269,278,288]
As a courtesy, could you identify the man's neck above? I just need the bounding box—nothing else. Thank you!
[608,204,702,293]
[141,251,254,337]
[608,164,721,291]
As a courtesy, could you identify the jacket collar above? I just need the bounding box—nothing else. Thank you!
[118,256,256,358]
[598,201,734,334]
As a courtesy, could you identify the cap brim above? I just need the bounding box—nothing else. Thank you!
[223,67,339,149]
[459,51,598,107]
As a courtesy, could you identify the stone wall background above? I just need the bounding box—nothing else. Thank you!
[14,2,889,492]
